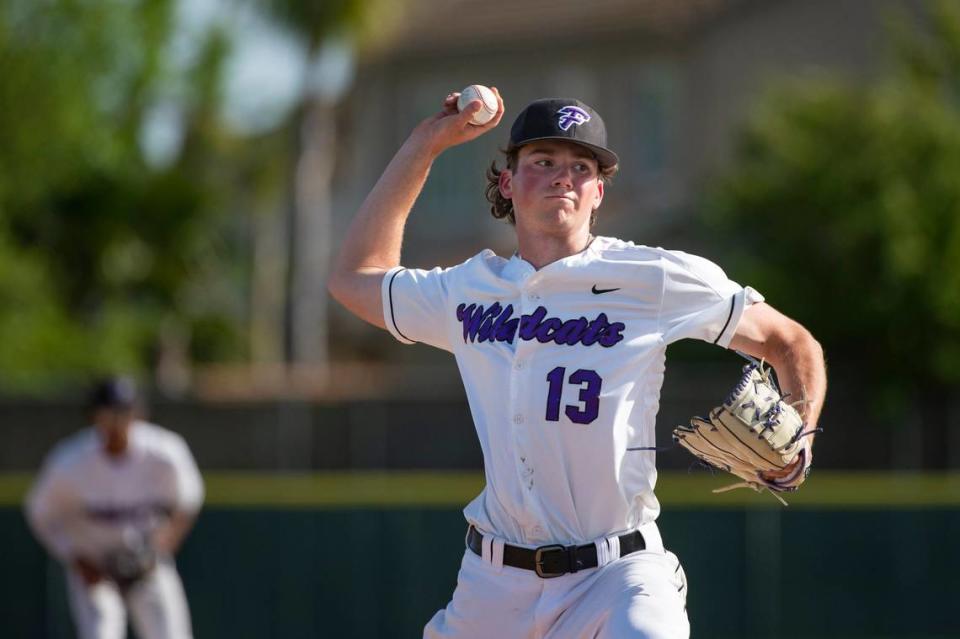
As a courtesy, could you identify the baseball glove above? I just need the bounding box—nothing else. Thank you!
[672,361,814,505]
[102,537,157,591]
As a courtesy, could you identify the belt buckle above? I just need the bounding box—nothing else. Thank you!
[534,544,567,578]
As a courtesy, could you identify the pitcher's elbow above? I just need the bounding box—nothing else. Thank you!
[326,271,347,305]
[771,322,823,367]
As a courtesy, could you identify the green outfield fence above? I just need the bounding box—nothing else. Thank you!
[2,471,958,639]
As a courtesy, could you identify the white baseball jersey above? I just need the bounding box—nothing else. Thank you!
[382,236,762,547]
[25,420,204,563]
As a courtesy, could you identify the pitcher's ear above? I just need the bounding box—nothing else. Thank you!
[499,168,513,199]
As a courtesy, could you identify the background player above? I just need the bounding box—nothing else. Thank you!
[25,377,203,639]
[328,90,826,637]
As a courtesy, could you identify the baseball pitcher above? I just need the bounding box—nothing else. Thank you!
[328,90,827,638]
[25,378,203,639]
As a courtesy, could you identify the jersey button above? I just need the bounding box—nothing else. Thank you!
[513,414,524,424]
[514,360,524,370]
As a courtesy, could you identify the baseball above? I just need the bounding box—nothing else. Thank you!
[457,85,498,126]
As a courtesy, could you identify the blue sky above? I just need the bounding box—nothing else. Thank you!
[142,0,354,165]
[178,0,309,133]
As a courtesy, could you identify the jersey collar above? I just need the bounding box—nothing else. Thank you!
[502,235,603,281]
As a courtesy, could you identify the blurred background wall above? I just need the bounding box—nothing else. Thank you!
[2,0,958,637]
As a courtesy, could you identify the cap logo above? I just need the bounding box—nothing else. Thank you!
[556,106,591,131]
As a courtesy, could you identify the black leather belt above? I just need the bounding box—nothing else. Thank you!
[466,525,646,578]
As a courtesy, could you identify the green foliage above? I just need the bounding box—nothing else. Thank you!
[0,0,241,392]
[259,0,367,48]
[710,1,960,397]
[0,0,379,393]
[0,230,150,388]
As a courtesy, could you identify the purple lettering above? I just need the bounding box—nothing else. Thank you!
[460,304,480,342]
[456,302,626,349]
[489,305,515,343]
[553,318,589,345]
[580,314,610,346]
[519,306,548,341]
[598,322,626,347]
[496,318,520,343]
[464,304,498,343]
[535,318,563,343]
[476,303,503,342]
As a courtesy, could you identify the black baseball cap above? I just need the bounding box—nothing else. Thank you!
[509,98,619,168]
[88,377,138,410]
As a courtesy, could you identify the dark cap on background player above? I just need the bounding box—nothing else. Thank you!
[88,376,139,411]
[87,377,141,456]
[509,98,619,168]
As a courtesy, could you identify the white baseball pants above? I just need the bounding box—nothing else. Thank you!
[65,558,194,639]
[424,522,689,639]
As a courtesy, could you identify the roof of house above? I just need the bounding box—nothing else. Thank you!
[363,0,740,59]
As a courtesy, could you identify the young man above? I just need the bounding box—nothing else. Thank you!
[25,377,203,639]
[328,91,826,638]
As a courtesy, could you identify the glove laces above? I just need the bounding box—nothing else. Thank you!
[711,481,791,506]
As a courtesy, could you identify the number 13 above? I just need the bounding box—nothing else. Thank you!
[545,367,602,425]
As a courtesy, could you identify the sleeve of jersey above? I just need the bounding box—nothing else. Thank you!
[169,436,204,514]
[381,265,454,352]
[658,252,764,347]
[23,463,75,561]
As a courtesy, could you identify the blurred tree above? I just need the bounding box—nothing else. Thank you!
[709,0,960,411]
[0,0,241,393]
[253,0,391,379]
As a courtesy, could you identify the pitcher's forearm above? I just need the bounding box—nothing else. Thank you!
[770,331,826,432]
[334,88,503,276]
[328,88,503,326]
[729,303,826,440]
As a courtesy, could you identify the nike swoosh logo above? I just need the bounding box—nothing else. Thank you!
[591,285,621,295]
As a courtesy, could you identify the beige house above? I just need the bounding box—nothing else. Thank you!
[335,0,913,268]
[211,0,922,400]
